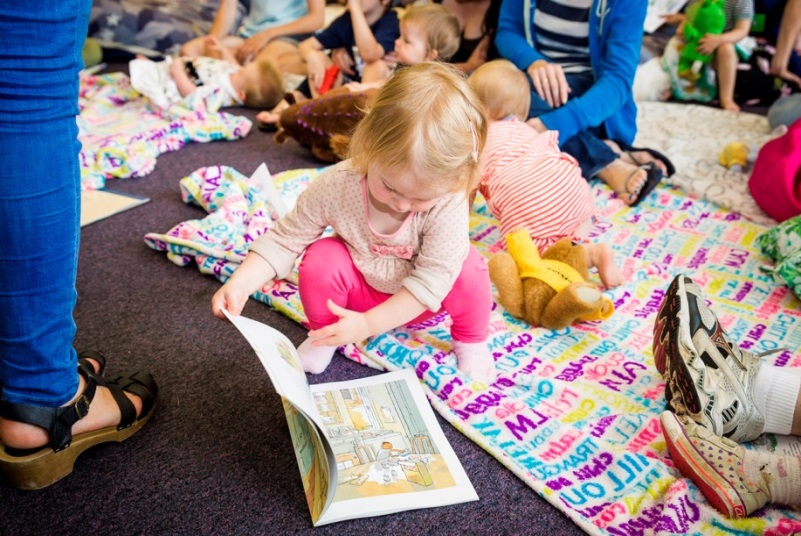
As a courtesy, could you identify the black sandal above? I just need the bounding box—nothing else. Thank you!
[0,366,157,490]
[77,349,106,376]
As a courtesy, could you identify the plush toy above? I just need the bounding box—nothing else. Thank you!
[718,141,755,171]
[487,230,614,330]
[273,87,377,163]
[679,0,726,82]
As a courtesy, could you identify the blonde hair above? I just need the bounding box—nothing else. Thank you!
[469,59,531,121]
[345,62,487,195]
[243,59,284,109]
[401,4,461,62]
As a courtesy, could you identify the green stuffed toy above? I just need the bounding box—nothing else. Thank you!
[679,0,726,82]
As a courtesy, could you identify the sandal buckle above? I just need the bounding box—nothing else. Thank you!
[73,395,91,420]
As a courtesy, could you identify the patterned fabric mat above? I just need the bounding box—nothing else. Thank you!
[634,101,777,227]
[78,71,251,190]
[145,166,801,535]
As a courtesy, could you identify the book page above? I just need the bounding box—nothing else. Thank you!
[282,397,331,524]
[312,369,478,526]
[223,311,339,519]
[223,310,319,423]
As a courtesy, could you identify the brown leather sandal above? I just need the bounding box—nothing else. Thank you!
[0,366,157,490]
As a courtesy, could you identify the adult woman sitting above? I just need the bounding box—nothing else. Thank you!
[495,0,674,206]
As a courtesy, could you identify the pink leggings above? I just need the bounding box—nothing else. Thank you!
[298,237,491,343]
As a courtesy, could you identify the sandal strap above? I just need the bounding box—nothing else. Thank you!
[103,371,158,430]
[77,349,107,377]
[0,369,98,452]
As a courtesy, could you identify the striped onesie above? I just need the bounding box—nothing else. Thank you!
[478,118,596,253]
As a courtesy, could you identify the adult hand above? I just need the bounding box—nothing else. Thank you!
[331,47,355,76]
[204,35,223,56]
[307,300,371,346]
[697,34,722,56]
[236,30,271,63]
[527,60,569,108]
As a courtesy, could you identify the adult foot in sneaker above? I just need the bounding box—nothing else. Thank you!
[653,274,766,443]
[660,411,769,518]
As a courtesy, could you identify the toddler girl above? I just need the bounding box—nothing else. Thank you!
[212,62,496,380]
[469,60,622,288]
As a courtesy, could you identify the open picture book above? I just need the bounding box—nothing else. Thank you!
[223,311,478,526]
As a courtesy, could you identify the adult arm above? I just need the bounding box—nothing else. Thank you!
[494,0,546,70]
[537,2,646,143]
[236,0,326,62]
[209,0,241,38]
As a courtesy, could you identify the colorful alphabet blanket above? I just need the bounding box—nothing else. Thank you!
[78,71,251,190]
[145,165,801,535]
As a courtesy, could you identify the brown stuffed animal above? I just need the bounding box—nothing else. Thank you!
[273,87,377,163]
[488,230,614,330]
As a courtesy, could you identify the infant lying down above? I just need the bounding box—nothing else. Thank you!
[469,60,623,289]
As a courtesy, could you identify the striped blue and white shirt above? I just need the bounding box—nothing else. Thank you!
[533,0,593,74]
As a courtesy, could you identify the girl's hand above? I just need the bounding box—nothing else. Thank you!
[697,34,722,55]
[308,300,371,346]
[211,280,252,319]
[526,60,570,108]
[331,47,355,76]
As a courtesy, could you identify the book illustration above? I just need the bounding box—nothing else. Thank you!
[223,310,478,526]
[283,398,330,522]
[313,379,457,502]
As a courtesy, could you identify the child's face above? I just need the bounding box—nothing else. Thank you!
[394,22,431,66]
[366,168,446,214]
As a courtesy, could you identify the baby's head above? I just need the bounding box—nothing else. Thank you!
[469,59,530,121]
[394,4,461,66]
[237,58,284,109]
[346,62,487,199]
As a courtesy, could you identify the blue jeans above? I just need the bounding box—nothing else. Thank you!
[0,1,91,406]
[527,71,619,179]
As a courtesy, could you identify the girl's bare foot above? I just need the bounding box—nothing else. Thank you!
[596,159,647,205]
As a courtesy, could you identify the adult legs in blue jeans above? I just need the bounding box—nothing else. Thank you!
[527,72,667,204]
[0,1,156,489]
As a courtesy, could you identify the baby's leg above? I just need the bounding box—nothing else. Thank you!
[715,43,740,112]
[441,247,495,381]
[584,243,622,288]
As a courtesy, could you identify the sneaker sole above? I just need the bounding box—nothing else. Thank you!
[660,411,750,518]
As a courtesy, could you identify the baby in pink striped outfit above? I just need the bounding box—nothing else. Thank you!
[469,60,622,288]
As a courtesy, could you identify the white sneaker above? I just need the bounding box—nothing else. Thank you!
[653,275,765,442]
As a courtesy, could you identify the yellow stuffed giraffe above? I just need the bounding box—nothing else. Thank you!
[488,230,614,330]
